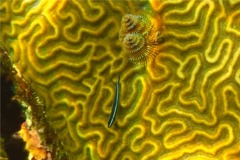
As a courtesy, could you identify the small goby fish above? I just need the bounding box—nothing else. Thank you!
[108,76,120,128]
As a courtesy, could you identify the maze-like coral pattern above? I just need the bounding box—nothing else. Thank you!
[1,0,240,159]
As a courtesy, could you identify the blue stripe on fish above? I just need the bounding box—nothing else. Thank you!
[108,76,120,128]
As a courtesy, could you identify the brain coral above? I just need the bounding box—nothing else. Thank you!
[1,0,240,159]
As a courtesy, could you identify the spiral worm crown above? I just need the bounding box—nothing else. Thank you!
[119,14,158,65]
[119,14,152,41]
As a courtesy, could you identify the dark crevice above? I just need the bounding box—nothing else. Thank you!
[1,75,28,160]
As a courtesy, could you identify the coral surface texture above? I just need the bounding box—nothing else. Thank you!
[1,0,240,159]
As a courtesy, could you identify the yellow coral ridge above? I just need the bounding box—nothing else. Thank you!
[1,0,240,159]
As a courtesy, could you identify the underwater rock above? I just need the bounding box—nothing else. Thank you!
[0,39,66,159]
